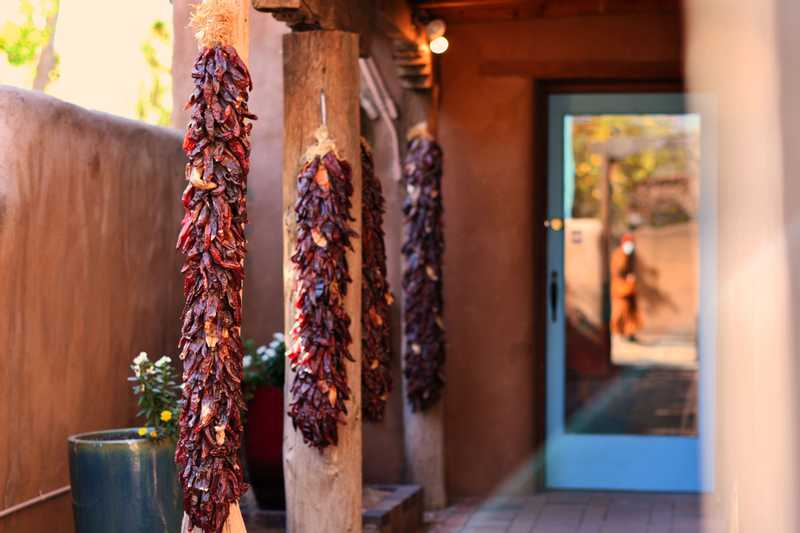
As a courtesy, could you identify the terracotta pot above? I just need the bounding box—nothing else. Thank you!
[244,386,285,509]
[67,428,182,533]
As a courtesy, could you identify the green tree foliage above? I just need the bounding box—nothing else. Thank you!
[0,0,60,89]
[570,115,699,229]
[1,0,47,65]
[136,19,172,126]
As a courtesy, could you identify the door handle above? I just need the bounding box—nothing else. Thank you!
[544,218,564,231]
[549,270,558,322]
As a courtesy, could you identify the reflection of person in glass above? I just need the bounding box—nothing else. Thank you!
[610,233,641,342]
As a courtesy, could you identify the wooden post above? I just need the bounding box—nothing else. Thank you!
[402,397,447,509]
[398,91,447,511]
[281,30,362,533]
[181,505,247,533]
[181,1,250,532]
[233,0,249,64]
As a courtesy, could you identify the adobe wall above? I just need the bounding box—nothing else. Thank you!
[687,0,800,529]
[0,87,185,532]
[436,14,683,496]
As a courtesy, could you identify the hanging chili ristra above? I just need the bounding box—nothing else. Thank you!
[361,139,393,422]
[401,124,445,411]
[175,2,255,531]
[288,126,357,449]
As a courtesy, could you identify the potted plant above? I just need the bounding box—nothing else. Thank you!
[242,333,285,510]
[68,353,183,533]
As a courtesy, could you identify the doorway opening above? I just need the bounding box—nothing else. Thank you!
[544,93,715,492]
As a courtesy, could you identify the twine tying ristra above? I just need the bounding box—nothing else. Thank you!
[407,121,434,141]
[190,0,238,48]
[303,125,339,163]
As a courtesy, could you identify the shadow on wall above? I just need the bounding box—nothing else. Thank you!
[0,87,185,533]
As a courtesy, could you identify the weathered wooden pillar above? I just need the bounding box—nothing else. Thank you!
[402,395,447,509]
[233,0,250,63]
[281,30,363,533]
[400,94,447,511]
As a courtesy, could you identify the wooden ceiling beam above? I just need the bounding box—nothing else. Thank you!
[413,0,532,8]
[252,0,376,55]
[410,0,679,22]
[253,0,434,88]
[251,0,300,9]
[252,0,372,34]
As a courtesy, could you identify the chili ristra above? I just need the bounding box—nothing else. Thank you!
[176,42,255,533]
[288,127,357,449]
[361,139,393,422]
[401,125,445,411]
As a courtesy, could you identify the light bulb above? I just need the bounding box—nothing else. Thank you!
[426,19,447,40]
[430,36,449,55]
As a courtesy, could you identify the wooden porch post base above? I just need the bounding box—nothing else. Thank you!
[181,504,246,533]
[402,400,447,510]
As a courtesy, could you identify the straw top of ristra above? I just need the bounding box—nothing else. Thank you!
[303,125,339,162]
[190,0,238,49]
[360,136,374,156]
[407,121,434,141]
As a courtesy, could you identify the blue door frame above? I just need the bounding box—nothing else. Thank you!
[544,93,716,492]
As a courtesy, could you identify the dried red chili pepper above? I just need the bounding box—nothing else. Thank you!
[288,127,357,449]
[175,42,255,533]
[361,139,393,422]
[401,125,445,411]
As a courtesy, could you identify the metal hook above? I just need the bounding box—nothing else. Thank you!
[320,89,328,127]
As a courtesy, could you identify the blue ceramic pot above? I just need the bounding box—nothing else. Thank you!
[68,428,183,533]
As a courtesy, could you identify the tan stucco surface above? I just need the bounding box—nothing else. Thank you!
[0,87,185,532]
[687,0,800,530]
[436,14,683,496]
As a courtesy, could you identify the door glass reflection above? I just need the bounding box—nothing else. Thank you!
[563,114,700,436]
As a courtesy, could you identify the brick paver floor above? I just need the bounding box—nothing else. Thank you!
[424,491,718,533]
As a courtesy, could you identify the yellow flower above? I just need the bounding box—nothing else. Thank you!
[160,410,173,422]
[137,427,147,437]
[150,431,158,438]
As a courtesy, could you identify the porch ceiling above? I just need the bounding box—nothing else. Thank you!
[410,0,681,22]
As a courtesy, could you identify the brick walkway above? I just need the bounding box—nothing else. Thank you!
[424,491,714,533]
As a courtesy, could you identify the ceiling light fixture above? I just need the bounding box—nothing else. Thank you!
[426,19,449,54]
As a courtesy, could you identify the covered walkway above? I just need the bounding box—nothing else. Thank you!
[425,492,710,533]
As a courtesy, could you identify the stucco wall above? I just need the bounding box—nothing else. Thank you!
[436,14,683,496]
[686,0,800,530]
[0,87,185,532]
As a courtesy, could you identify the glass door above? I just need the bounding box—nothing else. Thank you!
[545,93,715,492]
